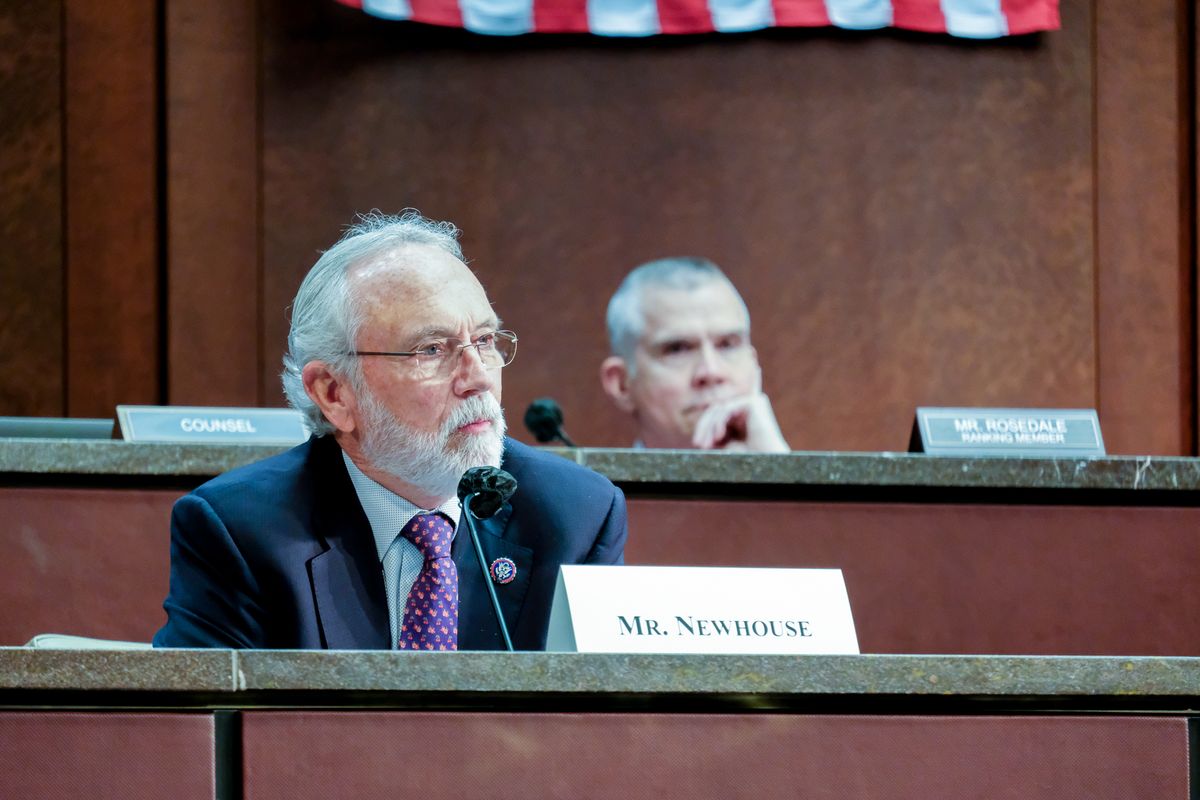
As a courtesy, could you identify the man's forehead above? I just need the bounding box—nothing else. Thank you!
[404,314,502,339]
[638,283,749,341]
[349,244,466,285]
[349,246,497,338]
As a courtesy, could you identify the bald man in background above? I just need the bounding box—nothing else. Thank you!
[600,257,789,452]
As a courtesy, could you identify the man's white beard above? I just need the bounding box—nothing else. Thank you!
[358,388,507,502]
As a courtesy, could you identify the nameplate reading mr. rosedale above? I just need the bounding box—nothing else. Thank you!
[914,407,1104,457]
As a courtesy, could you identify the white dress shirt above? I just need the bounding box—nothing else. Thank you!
[341,451,461,649]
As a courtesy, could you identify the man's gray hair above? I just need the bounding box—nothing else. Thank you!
[605,256,750,364]
[281,210,463,435]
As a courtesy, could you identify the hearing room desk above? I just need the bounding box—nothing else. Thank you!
[0,649,1196,799]
[2,440,1199,654]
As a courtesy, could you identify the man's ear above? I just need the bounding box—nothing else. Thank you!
[600,356,636,414]
[302,361,358,433]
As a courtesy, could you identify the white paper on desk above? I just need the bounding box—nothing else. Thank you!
[545,565,859,654]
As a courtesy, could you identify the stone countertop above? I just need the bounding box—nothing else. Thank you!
[2,651,1198,711]
[1,438,1199,492]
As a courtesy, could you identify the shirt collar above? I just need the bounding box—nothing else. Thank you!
[341,450,462,563]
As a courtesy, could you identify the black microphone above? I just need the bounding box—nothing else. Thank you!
[457,466,519,651]
[523,397,578,447]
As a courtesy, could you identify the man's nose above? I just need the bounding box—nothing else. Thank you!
[452,343,496,396]
[691,341,727,386]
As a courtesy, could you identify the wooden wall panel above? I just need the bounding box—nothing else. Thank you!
[63,0,160,417]
[1095,0,1193,455]
[0,2,64,416]
[0,713,215,800]
[244,713,1189,800]
[626,498,1200,656]
[167,0,262,406]
[257,0,1101,452]
[0,487,177,645]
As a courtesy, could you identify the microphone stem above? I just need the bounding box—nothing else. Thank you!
[556,430,578,448]
[463,493,515,652]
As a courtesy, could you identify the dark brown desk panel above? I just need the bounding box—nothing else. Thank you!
[626,499,1200,656]
[0,712,214,799]
[0,487,178,645]
[242,713,1187,800]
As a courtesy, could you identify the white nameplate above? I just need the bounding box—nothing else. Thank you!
[546,565,859,654]
[116,405,308,444]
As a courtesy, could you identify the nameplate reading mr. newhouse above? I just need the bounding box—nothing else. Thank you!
[913,407,1104,457]
[117,406,308,444]
[545,565,859,655]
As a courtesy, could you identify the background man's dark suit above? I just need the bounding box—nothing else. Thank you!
[153,435,627,649]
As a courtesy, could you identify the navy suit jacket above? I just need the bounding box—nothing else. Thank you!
[152,435,627,650]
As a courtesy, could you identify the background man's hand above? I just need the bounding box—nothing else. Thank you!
[691,392,790,452]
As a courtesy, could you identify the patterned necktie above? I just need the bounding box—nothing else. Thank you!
[397,513,458,651]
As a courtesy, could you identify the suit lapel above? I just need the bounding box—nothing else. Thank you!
[454,502,534,650]
[303,437,536,651]
[307,438,390,650]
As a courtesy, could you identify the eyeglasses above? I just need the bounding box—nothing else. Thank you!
[350,330,518,380]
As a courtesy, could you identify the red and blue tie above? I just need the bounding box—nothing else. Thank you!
[398,513,458,651]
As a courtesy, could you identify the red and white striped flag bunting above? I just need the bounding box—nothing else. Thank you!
[334,0,1059,38]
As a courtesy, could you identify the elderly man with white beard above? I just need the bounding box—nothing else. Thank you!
[153,211,628,650]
